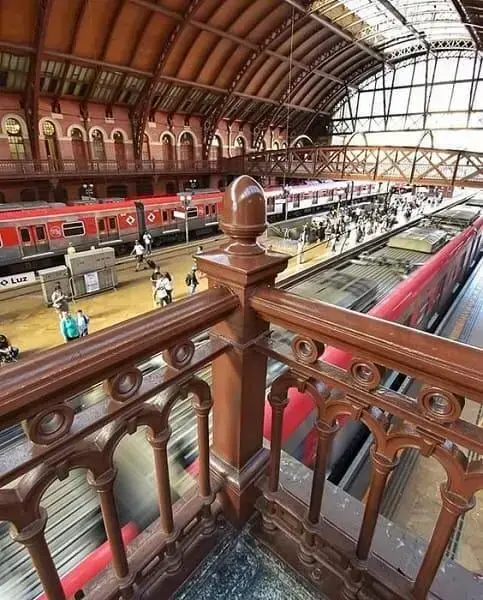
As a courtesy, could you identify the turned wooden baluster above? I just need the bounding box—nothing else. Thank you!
[308,419,339,524]
[299,416,338,566]
[193,398,215,533]
[10,507,65,600]
[148,427,181,571]
[88,469,133,594]
[412,485,475,600]
[356,448,398,560]
[268,395,289,493]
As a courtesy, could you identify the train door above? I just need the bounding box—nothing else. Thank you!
[97,216,119,242]
[18,225,49,256]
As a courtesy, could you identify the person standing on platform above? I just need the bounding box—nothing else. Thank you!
[163,272,173,303]
[154,277,169,307]
[51,283,69,317]
[60,311,80,343]
[131,240,146,271]
[186,266,199,295]
[76,309,90,337]
[143,231,153,255]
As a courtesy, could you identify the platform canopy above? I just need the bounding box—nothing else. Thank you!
[0,0,481,138]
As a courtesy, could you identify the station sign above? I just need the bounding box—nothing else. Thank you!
[0,271,36,290]
[173,210,187,219]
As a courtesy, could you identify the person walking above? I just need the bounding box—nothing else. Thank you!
[131,240,146,271]
[51,283,69,317]
[143,231,153,255]
[60,311,80,342]
[76,309,89,337]
[185,266,199,295]
[163,272,173,304]
[153,277,169,307]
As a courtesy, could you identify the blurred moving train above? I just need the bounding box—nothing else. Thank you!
[2,193,476,600]
[0,180,387,273]
[264,195,483,489]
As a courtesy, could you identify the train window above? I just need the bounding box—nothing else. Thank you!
[98,219,106,232]
[63,221,85,237]
[212,204,216,215]
[35,226,46,241]
[205,205,210,215]
[109,217,116,229]
[162,210,168,222]
[20,228,31,243]
[186,207,198,218]
[171,209,175,220]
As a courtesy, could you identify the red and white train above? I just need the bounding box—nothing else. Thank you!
[264,196,483,474]
[0,180,386,273]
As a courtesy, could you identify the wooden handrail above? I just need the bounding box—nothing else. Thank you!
[0,287,238,424]
[250,286,483,403]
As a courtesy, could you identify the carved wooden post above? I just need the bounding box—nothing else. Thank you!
[197,175,288,524]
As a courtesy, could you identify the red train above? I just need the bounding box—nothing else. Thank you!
[0,180,387,274]
[264,198,483,470]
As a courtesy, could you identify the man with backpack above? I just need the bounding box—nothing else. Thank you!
[185,266,199,295]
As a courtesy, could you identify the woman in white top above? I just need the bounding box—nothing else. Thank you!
[163,272,173,304]
[154,278,169,307]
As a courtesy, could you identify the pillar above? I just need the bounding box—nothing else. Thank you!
[197,175,288,524]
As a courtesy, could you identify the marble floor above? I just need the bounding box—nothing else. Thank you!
[174,528,323,600]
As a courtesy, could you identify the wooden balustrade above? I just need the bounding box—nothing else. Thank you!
[251,287,483,600]
[0,158,223,180]
[0,290,238,599]
[1,174,482,600]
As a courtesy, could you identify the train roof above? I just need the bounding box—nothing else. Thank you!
[291,270,378,311]
[387,226,449,254]
[0,200,138,222]
[431,205,480,227]
[467,197,483,207]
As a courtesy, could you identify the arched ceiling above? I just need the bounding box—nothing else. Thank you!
[0,0,480,143]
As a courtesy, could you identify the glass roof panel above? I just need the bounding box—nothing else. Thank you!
[310,0,472,53]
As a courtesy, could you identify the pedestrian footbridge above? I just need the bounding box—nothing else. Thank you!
[226,145,483,188]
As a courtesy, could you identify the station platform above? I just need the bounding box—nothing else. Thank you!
[0,195,472,356]
[392,256,483,574]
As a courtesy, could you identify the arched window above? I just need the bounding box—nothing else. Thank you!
[162,134,174,163]
[91,129,106,162]
[71,128,87,169]
[42,120,59,163]
[5,118,26,160]
[179,132,195,164]
[142,133,151,162]
[113,131,126,168]
[233,136,246,157]
[166,181,177,194]
[106,184,128,199]
[281,142,287,149]
[273,140,280,151]
[53,186,68,204]
[20,188,37,203]
[210,135,223,161]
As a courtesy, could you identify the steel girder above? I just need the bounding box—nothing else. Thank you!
[226,144,483,188]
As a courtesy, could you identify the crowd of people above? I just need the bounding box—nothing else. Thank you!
[286,191,443,254]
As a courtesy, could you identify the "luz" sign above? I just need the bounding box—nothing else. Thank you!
[0,271,36,290]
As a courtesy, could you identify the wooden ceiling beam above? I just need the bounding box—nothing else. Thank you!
[22,0,53,160]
